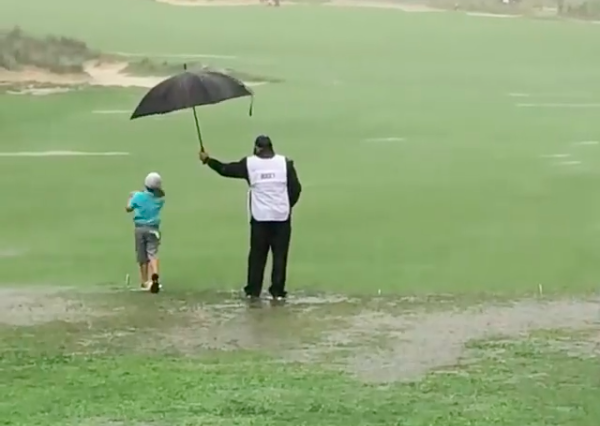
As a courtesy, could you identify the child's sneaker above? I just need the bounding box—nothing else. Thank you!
[150,273,160,294]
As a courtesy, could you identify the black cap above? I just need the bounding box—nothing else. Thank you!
[254,135,273,149]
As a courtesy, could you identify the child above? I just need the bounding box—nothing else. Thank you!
[126,172,165,293]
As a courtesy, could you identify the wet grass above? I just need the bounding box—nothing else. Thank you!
[2,300,600,426]
[2,0,600,423]
[2,290,600,425]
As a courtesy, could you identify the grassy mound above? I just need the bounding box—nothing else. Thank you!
[561,0,600,18]
[0,27,282,85]
[0,27,100,74]
[124,57,283,83]
[426,0,541,14]
[427,0,600,18]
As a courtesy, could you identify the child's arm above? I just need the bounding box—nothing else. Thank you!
[126,192,138,212]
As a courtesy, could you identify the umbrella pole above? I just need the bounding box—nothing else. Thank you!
[192,106,204,151]
[183,62,205,151]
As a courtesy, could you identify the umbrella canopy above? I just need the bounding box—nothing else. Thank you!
[130,69,254,120]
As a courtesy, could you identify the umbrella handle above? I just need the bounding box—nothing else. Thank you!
[192,106,204,151]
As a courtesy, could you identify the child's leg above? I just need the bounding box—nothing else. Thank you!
[146,229,161,293]
[139,262,149,286]
[135,228,150,288]
[148,258,159,277]
[148,257,160,293]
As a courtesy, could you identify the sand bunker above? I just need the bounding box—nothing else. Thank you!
[156,0,295,6]
[0,61,266,94]
[0,61,162,90]
[6,86,73,96]
[324,1,443,11]
[85,61,165,88]
[0,68,88,86]
[466,11,518,17]
[155,0,441,9]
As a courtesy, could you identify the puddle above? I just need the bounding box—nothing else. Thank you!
[315,299,600,382]
[0,287,109,326]
[4,288,599,383]
[138,294,600,382]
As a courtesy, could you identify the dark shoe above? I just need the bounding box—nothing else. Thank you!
[243,286,261,299]
[242,292,262,308]
[269,288,287,302]
[239,288,259,300]
[269,297,286,307]
[150,273,160,294]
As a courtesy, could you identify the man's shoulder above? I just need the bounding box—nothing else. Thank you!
[275,155,296,169]
[236,156,250,169]
[269,154,293,163]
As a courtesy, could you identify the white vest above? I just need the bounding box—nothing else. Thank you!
[246,154,290,222]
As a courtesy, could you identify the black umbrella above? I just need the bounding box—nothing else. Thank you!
[130,64,254,150]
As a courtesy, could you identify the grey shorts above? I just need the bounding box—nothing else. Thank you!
[134,226,161,264]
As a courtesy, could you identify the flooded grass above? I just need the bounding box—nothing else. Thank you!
[2,288,600,425]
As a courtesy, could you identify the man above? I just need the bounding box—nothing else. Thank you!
[199,135,302,301]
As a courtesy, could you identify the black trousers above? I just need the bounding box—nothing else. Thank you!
[245,220,292,297]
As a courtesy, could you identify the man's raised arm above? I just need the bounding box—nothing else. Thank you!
[200,151,249,181]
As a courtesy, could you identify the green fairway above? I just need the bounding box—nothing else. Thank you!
[1,0,600,424]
